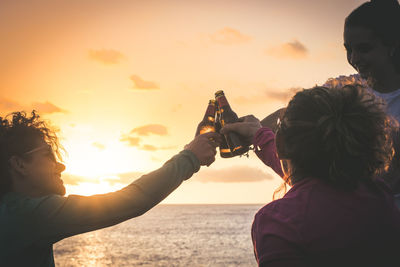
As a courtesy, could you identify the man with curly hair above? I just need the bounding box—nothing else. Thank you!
[0,111,221,267]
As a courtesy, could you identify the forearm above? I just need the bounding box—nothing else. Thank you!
[253,127,284,178]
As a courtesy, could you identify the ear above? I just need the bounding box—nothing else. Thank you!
[9,156,29,176]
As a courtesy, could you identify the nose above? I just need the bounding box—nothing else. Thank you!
[349,50,361,66]
[56,161,66,173]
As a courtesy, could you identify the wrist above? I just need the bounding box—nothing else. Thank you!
[180,150,201,175]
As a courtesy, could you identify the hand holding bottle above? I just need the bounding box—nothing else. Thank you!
[220,115,262,145]
[185,132,222,167]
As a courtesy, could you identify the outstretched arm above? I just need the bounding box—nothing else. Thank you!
[11,132,221,244]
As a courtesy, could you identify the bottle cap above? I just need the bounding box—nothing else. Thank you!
[215,90,225,97]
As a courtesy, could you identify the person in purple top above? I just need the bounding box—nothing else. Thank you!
[222,85,400,266]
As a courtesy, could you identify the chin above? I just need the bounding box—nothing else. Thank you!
[56,186,66,196]
[56,185,66,196]
[47,183,66,196]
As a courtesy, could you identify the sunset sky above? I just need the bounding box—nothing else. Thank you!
[0,0,365,203]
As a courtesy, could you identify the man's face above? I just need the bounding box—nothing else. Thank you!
[22,141,66,196]
[343,26,394,81]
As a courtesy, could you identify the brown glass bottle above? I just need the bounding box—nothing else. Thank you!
[195,100,217,137]
[215,90,249,157]
[215,101,231,157]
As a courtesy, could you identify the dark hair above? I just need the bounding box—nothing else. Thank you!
[276,85,394,192]
[0,111,63,198]
[345,0,400,72]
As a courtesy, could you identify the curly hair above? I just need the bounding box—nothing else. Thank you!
[275,85,394,194]
[0,111,63,198]
[345,0,400,72]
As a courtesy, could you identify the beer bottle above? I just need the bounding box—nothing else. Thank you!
[195,100,217,137]
[215,101,232,157]
[215,90,249,157]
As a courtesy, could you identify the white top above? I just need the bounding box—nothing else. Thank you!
[322,74,400,123]
[374,89,400,123]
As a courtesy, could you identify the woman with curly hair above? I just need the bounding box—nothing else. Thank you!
[222,85,400,266]
[0,111,220,266]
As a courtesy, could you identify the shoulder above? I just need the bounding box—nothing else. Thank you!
[252,178,328,240]
[252,197,307,264]
[1,193,65,218]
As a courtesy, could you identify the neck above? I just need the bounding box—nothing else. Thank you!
[371,70,400,93]
[12,177,43,198]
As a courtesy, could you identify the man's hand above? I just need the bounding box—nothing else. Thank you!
[184,132,222,167]
[220,115,262,144]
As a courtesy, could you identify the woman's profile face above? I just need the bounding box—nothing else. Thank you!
[343,26,394,81]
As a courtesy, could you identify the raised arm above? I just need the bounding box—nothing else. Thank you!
[220,115,283,177]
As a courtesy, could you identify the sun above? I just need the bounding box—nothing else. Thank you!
[60,137,153,195]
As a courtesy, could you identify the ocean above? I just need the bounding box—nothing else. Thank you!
[54,204,263,266]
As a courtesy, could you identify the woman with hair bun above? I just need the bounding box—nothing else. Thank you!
[222,85,400,266]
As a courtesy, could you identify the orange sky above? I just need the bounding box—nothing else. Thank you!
[0,0,365,203]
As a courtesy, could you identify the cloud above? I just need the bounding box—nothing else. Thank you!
[121,124,172,150]
[31,101,67,114]
[62,172,145,187]
[130,124,168,136]
[103,171,144,185]
[193,165,275,183]
[210,27,252,45]
[130,75,159,90]
[234,87,301,105]
[92,142,105,150]
[120,136,175,151]
[0,98,23,111]
[266,40,308,59]
[89,49,124,65]
[0,98,67,115]
[62,173,92,186]
[120,136,141,147]
[141,144,176,151]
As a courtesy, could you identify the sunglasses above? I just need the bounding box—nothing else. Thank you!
[23,144,57,162]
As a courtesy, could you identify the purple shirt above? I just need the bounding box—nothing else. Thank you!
[253,127,283,178]
[251,128,400,267]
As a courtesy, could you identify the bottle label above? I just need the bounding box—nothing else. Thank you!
[217,96,229,108]
[205,105,216,118]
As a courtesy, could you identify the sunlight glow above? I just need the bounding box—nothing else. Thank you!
[65,182,123,196]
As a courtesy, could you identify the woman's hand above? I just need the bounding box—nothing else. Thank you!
[220,115,262,145]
